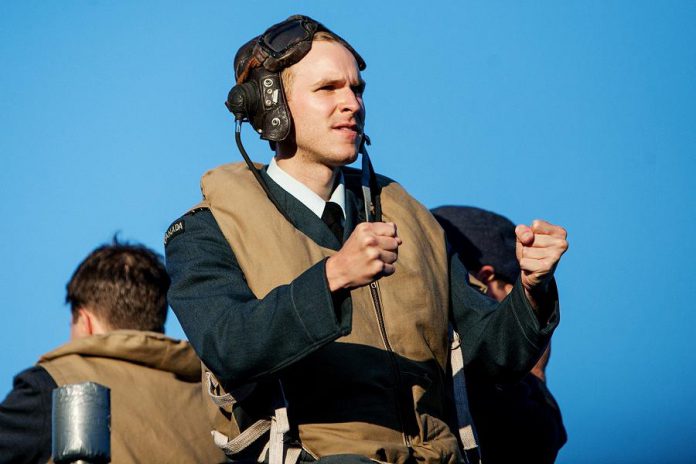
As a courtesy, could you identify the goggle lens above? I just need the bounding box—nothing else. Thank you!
[262,20,312,56]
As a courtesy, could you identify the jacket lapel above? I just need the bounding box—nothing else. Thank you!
[260,168,342,250]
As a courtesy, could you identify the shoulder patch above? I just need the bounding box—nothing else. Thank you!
[164,220,185,246]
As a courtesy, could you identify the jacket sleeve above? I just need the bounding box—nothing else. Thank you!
[165,209,352,388]
[449,254,559,382]
[0,366,55,464]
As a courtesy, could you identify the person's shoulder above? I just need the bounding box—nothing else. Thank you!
[164,204,216,248]
[374,172,397,188]
[6,365,58,395]
[13,365,57,392]
[0,366,54,464]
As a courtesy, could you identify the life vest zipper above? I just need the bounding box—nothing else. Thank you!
[368,281,412,449]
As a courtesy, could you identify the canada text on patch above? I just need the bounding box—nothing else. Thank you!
[164,220,185,246]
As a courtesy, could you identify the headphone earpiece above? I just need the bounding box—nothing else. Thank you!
[226,82,258,121]
[226,69,291,142]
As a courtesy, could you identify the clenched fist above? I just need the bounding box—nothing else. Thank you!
[515,219,568,297]
[325,222,402,292]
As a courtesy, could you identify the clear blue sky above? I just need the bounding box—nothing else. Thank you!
[1,1,694,462]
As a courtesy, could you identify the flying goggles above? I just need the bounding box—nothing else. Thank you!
[236,15,366,84]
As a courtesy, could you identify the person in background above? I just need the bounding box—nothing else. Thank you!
[0,240,226,464]
[433,205,568,464]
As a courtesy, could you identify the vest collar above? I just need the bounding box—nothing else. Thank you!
[38,330,201,381]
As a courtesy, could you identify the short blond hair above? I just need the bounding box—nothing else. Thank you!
[281,31,340,98]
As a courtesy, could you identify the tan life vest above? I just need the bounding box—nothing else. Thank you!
[197,162,468,463]
[39,330,226,464]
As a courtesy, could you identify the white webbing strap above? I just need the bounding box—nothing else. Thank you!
[206,371,235,407]
[269,403,290,464]
[211,419,271,455]
[449,327,482,463]
[206,371,257,408]
[284,446,302,464]
[206,371,272,458]
[259,441,302,464]
[268,380,290,464]
[206,372,300,464]
[258,440,271,462]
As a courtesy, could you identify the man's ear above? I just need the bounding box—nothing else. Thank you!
[70,307,95,340]
[475,265,497,283]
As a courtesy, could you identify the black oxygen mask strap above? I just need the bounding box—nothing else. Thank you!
[360,134,381,223]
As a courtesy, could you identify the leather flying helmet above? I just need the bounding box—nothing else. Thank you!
[226,15,366,142]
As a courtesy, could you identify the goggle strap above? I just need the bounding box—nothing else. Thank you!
[236,54,263,85]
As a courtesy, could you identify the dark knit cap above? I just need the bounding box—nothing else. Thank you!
[431,205,520,284]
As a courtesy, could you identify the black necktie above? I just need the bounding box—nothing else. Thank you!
[321,202,344,243]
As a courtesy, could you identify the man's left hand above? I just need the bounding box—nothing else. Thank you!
[515,220,568,296]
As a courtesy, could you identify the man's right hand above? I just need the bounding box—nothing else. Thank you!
[325,222,402,292]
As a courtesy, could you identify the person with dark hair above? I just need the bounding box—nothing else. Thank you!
[432,205,567,464]
[0,241,225,464]
[66,242,170,334]
[165,15,568,463]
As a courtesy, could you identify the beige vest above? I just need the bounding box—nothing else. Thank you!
[201,162,461,463]
[39,330,226,464]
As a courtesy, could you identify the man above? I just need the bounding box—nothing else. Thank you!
[0,241,225,464]
[165,15,568,463]
[432,205,568,463]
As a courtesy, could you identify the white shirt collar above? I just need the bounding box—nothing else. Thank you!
[266,157,346,219]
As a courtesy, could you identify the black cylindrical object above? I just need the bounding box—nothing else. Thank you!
[52,382,111,464]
